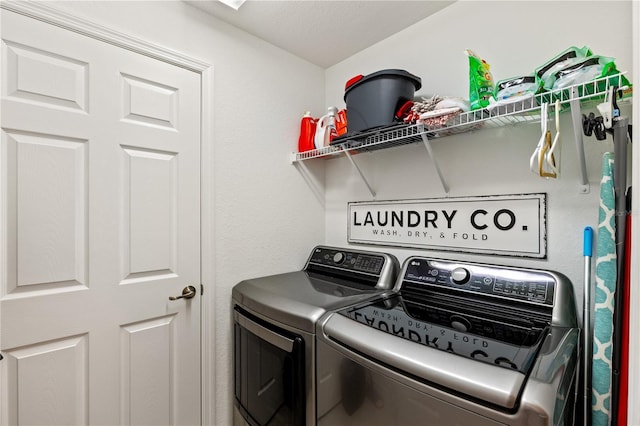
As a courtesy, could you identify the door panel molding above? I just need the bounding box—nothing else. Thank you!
[3,39,89,112]
[6,130,88,291]
[3,334,89,426]
[121,315,176,426]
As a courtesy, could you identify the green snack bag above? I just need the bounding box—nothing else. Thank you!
[466,49,494,110]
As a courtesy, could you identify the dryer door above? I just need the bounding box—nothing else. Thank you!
[234,306,305,426]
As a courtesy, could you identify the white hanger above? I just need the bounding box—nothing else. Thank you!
[530,102,548,175]
[545,100,561,177]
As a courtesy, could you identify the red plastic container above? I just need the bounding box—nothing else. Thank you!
[297,112,317,152]
[335,109,348,137]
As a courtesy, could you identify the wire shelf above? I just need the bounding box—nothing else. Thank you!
[291,73,631,163]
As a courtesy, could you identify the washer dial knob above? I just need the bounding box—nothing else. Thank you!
[451,267,470,285]
[333,252,345,264]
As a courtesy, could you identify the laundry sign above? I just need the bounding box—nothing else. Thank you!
[348,193,547,258]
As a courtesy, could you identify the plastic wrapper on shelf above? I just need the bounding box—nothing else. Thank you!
[550,56,631,95]
[404,95,469,124]
[417,107,462,127]
[551,57,609,89]
[493,75,540,101]
[486,93,538,115]
[435,97,470,112]
[535,46,592,91]
[410,96,482,136]
[403,95,439,123]
[465,49,494,110]
[487,75,541,114]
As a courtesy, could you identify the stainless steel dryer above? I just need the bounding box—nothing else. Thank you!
[317,256,579,426]
[232,245,399,426]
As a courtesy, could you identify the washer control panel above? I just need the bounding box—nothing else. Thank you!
[307,247,386,275]
[402,257,555,306]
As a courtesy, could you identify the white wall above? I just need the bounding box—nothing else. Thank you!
[324,0,633,316]
[51,1,326,424]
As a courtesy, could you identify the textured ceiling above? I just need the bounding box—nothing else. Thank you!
[186,1,455,68]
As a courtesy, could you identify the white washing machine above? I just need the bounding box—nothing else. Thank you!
[316,256,579,426]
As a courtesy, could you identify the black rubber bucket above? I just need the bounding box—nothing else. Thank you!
[344,69,422,133]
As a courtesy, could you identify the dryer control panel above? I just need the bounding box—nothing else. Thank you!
[304,246,399,291]
[307,247,385,275]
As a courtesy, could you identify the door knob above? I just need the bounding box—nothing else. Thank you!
[169,285,197,301]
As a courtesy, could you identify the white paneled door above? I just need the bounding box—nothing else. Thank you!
[0,10,201,426]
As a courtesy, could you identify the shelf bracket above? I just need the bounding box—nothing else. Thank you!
[341,147,376,198]
[291,159,326,207]
[420,132,449,194]
[569,86,590,194]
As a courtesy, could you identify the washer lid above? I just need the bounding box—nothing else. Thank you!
[321,291,568,409]
[323,308,527,409]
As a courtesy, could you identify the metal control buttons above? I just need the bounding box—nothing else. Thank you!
[333,252,345,264]
[451,267,470,284]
